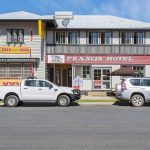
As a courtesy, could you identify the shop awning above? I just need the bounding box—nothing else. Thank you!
[109,67,139,76]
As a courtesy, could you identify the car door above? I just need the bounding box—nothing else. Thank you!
[36,80,58,101]
[21,80,40,100]
[141,79,150,100]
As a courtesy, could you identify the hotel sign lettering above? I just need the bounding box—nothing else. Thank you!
[0,46,31,54]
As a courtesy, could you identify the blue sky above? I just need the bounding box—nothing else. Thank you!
[1,0,150,22]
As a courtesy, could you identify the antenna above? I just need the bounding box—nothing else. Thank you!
[62,18,70,28]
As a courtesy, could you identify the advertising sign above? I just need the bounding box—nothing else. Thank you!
[0,46,31,54]
[0,79,21,86]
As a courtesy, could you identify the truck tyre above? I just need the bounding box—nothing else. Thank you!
[57,95,70,107]
[131,94,144,107]
[5,95,19,107]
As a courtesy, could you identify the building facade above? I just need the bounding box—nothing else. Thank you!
[0,11,150,94]
[46,12,150,93]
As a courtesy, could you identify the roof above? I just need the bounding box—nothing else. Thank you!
[0,11,54,20]
[109,67,139,76]
[55,15,150,29]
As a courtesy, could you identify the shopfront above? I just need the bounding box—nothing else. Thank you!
[0,46,38,79]
[47,54,150,91]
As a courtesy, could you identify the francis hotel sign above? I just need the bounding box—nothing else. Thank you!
[47,55,150,65]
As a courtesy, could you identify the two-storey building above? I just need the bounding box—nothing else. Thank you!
[0,11,56,80]
[46,12,150,93]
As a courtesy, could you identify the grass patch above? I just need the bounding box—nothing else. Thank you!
[77,99,118,102]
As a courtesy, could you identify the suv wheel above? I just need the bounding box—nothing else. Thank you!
[5,95,19,107]
[131,94,144,107]
[57,95,70,107]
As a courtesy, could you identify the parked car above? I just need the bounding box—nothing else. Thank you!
[0,77,81,107]
[115,77,150,107]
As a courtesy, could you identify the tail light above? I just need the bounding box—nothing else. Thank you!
[121,82,127,91]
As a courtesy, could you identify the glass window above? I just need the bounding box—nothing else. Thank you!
[89,32,99,44]
[0,63,8,78]
[7,29,12,43]
[23,63,32,78]
[25,80,36,87]
[75,66,82,78]
[141,79,150,86]
[134,32,144,44]
[133,66,144,77]
[129,79,141,86]
[7,29,24,44]
[18,29,24,43]
[121,32,132,44]
[8,63,22,78]
[12,29,18,43]
[101,32,111,44]
[56,32,66,44]
[68,32,78,44]
[38,80,52,88]
[83,66,91,79]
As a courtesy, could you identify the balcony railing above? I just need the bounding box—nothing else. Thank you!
[47,44,150,55]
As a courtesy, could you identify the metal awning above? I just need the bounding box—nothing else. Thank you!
[109,67,139,76]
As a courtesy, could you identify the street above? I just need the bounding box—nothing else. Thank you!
[0,104,150,150]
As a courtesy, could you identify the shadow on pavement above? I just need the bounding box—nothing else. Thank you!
[114,100,150,107]
[113,100,131,106]
[19,101,79,107]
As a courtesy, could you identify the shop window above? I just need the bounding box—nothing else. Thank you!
[134,32,144,44]
[83,66,91,79]
[68,32,78,44]
[101,32,111,44]
[88,32,99,44]
[8,63,22,78]
[0,63,8,78]
[133,66,144,77]
[7,29,24,44]
[121,32,132,44]
[23,63,32,78]
[75,66,82,78]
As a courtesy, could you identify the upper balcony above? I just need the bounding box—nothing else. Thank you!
[46,44,150,55]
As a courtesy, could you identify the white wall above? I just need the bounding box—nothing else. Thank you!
[112,31,119,44]
[80,31,86,44]
[145,32,150,44]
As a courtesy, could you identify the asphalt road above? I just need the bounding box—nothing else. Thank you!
[0,103,150,150]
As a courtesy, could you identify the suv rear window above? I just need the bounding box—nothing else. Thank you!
[129,79,140,86]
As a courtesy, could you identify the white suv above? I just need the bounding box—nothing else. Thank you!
[115,78,150,107]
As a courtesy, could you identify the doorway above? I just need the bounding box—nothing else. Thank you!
[48,64,72,87]
[93,68,111,90]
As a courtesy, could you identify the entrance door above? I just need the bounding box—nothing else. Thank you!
[93,68,111,90]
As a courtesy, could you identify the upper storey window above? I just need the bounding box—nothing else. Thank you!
[68,32,78,44]
[121,31,144,44]
[101,32,111,44]
[56,32,66,44]
[134,32,144,44]
[121,32,132,44]
[88,32,99,44]
[7,29,24,44]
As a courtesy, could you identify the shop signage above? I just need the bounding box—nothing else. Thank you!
[47,55,150,65]
[0,58,38,62]
[94,80,101,86]
[0,46,31,54]
[0,79,21,86]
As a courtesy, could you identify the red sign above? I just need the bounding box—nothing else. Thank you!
[94,80,101,86]
[47,55,150,65]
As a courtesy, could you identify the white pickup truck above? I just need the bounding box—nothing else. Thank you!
[0,78,81,107]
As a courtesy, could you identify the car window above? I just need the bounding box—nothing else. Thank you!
[141,79,150,86]
[38,80,53,88]
[129,79,141,86]
[25,80,36,87]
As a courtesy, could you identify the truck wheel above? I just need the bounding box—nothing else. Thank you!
[57,95,70,107]
[5,95,19,107]
[131,94,144,107]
